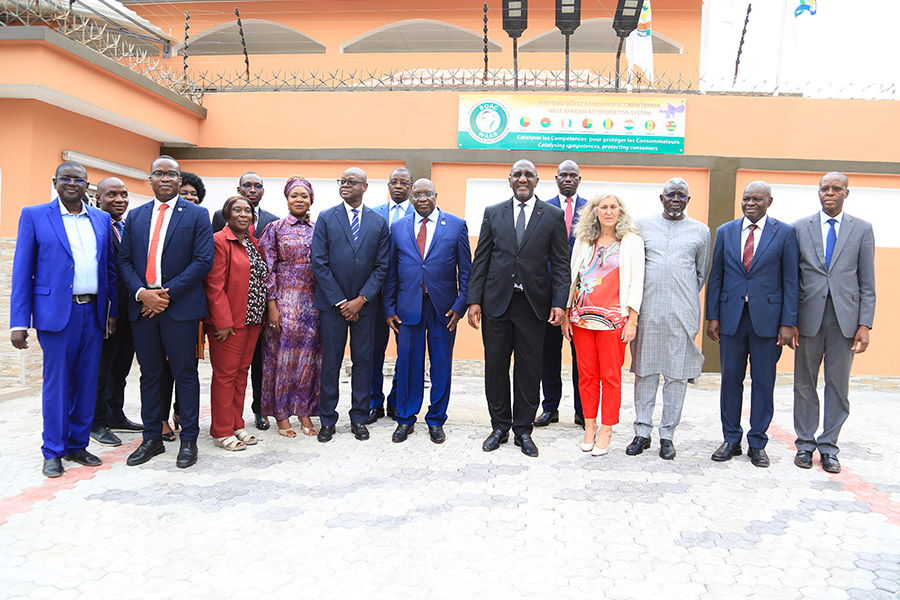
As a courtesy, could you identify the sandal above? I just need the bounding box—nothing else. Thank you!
[299,418,317,436]
[276,419,296,438]
[214,435,246,451]
[234,429,258,445]
[161,421,176,442]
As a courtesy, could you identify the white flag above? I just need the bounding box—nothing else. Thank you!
[625,0,654,83]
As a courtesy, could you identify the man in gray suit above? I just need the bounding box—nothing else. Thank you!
[793,172,875,474]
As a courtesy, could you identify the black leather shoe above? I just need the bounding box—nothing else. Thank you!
[317,425,335,443]
[176,440,198,469]
[126,439,165,466]
[482,429,509,452]
[365,407,385,425]
[351,423,370,441]
[659,439,676,460]
[625,436,651,456]
[386,406,398,420]
[711,441,742,462]
[42,457,64,478]
[392,423,414,443]
[574,413,585,428]
[108,418,143,432]
[90,426,122,447]
[514,433,539,457]
[820,453,841,473]
[63,449,102,467]
[794,450,813,469]
[533,411,559,427]
[748,447,770,468]
[428,425,446,444]
[254,413,270,431]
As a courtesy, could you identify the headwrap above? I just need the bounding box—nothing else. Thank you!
[284,176,314,203]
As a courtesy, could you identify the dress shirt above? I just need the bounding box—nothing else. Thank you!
[135,197,177,300]
[414,208,439,257]
[740,214,768,259]
[343,201,363,228]
[512,197,536,230]
[59,200,99,295]
[819,210,843,256]
[389,200,410,225]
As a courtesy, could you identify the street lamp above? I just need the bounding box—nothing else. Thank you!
[556,0,581,91]
[612,0,642,91]
[502,0,528,90]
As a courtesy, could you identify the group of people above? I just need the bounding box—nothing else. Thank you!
[9,155,874,478]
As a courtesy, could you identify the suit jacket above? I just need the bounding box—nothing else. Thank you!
[118,197,214,322]
[546,194,587,254]
[212,206,279,238]
[706,216,799,338]
[467,198,570,320]
[10,198,117,332]
[311,203,390,314]
[793,212,875,338]
[383,210,472,326]
[373,201,415,227]
[203,228,260,330]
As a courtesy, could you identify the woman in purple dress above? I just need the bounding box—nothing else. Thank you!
[258,176,321,437]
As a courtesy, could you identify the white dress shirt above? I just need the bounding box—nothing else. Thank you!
[512,197,536,230]
[740,214,768,259]
[344,201,363,228]
[59,200,99,295]
[414,208,439,257]
[820,210,843,256]
[136,197,177,300]
[389,200,410,226]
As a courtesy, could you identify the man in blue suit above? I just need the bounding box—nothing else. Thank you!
[534,160,586,428]
[312,167,390,443]
[10,161,117,477]
[118,156,214,469]
[383,179,471,444]
[366,167,415,424]
[706,181,799,468]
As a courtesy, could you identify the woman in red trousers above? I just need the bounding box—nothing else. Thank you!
[203,195,268,451]
[562,192,644,456]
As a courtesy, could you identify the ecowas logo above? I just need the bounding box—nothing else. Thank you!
[468,100,510,143]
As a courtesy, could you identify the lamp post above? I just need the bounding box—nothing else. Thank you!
[502,0,528,90]
[556,0,581,91]
[612,0,642,91]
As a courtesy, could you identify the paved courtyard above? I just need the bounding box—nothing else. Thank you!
[0,361,898,600]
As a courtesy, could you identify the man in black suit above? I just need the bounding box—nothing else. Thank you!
[91,177,143,447]
[211,172,279,430]
[467,159,570,457]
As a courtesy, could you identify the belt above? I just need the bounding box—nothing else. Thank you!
[73,294,97,304]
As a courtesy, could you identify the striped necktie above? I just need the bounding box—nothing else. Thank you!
[350,208,360,245]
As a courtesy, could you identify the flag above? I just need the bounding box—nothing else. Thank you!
[626,0,654,83]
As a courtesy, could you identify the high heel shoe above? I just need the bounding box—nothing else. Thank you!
[581,430,597,452]
[591,445,609,456]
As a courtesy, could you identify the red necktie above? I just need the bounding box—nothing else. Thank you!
[565,197,574,236]
[146,203,168,285]
[417,217,429,257]
[742,223,757,272]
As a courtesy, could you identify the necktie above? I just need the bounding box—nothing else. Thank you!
[145,203,168,286]
[248,220,256,238]
[112,220,122,242]
[825,218,837,269]
[565,197,574,237]
[417,217,429,257]
[516,203,526,247]
[742,223,757,272]
[350,208,360,245]
[391,204,402,225]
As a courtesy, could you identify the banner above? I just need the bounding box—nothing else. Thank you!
[457,94,686,155]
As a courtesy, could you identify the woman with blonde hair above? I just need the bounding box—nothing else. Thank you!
[563,191,644,456]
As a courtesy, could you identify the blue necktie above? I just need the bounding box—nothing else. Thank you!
[825,218,837,269]
[350,208,360,246]
[391,204,402,225]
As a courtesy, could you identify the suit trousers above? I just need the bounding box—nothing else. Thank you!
[482,293,546,437]
[250,335,263,416]
[94,315,135,428]
[319,309,376,427]
[132,313,202,442]
[794,297,854,456]
[633,374,688,441]
[370,305,398,411]
[572,326,626,425]
[206,323,261,438]
[37,302,103,458]
[395,295,456,426]
[719,304,781,449]
[540,321,583,417]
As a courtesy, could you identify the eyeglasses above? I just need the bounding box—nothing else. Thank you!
[510,171,537,179]
[337,179,364,186]
[412,192,436,199]
[151,170,180,179]
[664,193,688,201]
[389,179,411,187]
[57,176,87,185]
[819,186,846,194]
[241,182,264,191]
